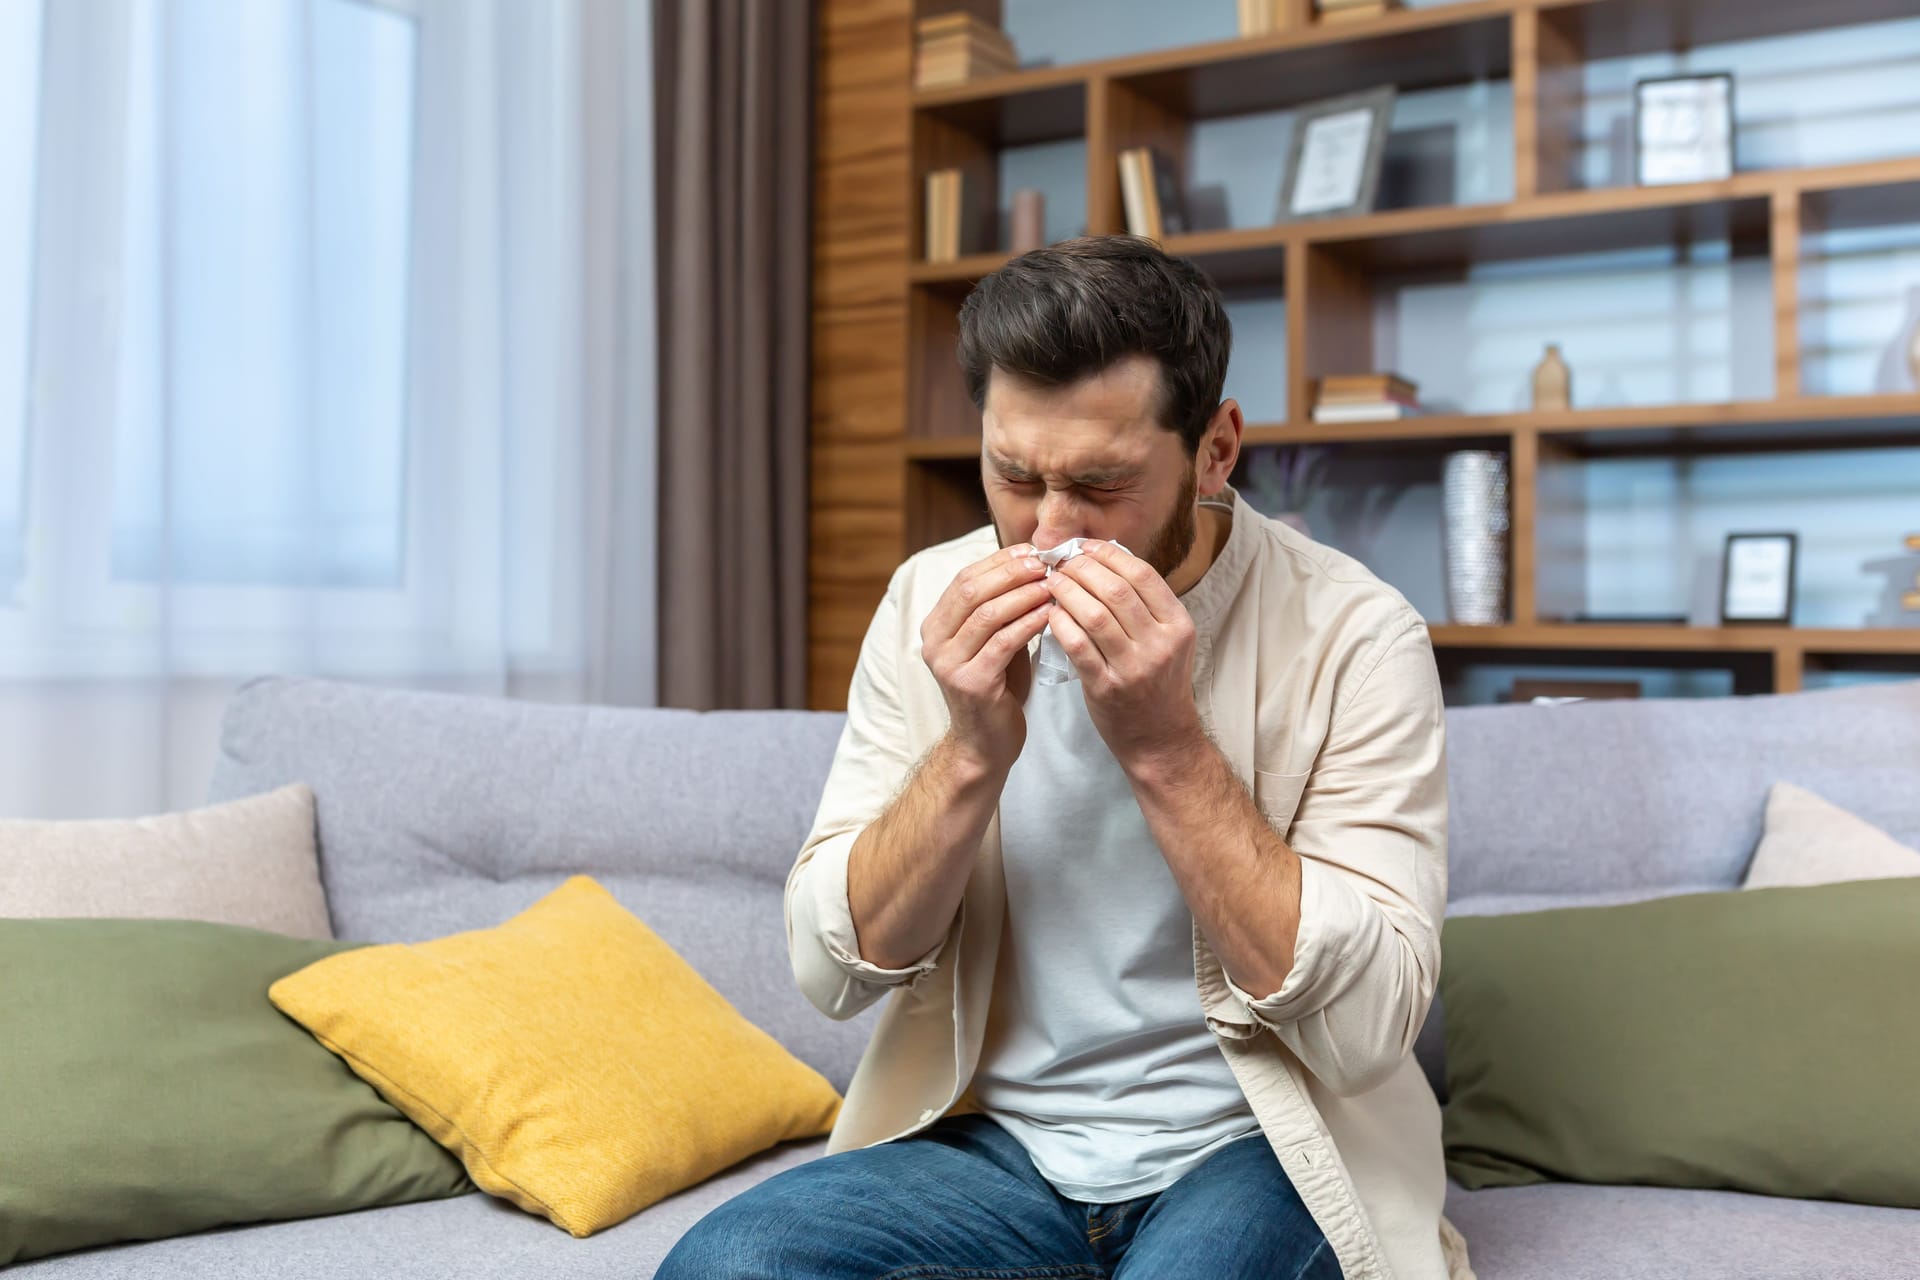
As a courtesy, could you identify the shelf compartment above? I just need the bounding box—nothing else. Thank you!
[914,74,1088,149]
[1529,0,1920,66]
[1109,4,1511,122]
[907,283,980,442]
[1794,169,1920,400]
[913,78,1089,262]
[905,455,990,555]
[1238,436,1512,626]
[910,2,1511,123]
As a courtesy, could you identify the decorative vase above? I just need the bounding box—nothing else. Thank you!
[1009,189,1046,255]
[1532,343,1571,411]
[1442,450,1510,625]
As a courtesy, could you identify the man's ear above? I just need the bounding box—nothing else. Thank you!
[1196,399,1243,497]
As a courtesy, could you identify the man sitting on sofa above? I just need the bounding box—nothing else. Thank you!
[661,236,1462,1279]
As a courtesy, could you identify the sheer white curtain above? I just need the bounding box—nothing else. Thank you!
[0,0,657,819]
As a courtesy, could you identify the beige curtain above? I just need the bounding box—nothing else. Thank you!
[655,0,812,710]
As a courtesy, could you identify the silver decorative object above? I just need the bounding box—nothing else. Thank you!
[1441,450,1510,625]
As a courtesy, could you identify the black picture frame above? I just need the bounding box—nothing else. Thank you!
[1634,72,1736,187]
[1720,531,1798,626]
[1277,85,1397,222]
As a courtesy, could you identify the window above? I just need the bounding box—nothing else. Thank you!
[111,0,417,589]
[0,0,43,597]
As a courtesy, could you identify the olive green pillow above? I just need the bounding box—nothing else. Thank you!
[0,918,474,1266]
[1441,877,1920,1208]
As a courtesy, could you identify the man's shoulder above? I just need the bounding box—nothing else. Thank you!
[1247,511,1427,642]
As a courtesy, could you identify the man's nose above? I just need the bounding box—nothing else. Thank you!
[1033,491,1081,552]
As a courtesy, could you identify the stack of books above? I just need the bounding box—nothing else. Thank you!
[1316,0,1401,23]
[914,12,1019,90]
[1311,373,1421,422]
[1117,147,1187,243]
[1236,0,1285,35]
[923,168,990,263]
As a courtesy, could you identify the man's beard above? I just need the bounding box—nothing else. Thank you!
[1138,459,1198,580]
[995,458,1199,582]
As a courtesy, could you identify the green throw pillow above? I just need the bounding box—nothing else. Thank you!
[1441,877,1920,1208]
[0,918,474,1265]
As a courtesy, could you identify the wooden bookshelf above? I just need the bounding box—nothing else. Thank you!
[807,0,1920,709]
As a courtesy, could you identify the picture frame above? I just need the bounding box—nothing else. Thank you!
[1720,531,1797,626]
[1278,86,1397,221]
[1634,72,1735,186]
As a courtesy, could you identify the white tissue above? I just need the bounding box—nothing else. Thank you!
[1031,537,1132,686]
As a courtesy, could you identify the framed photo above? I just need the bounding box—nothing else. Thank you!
[1720,532,1797,626]
[1635,73,1735,186]
[1278,86,1396,221]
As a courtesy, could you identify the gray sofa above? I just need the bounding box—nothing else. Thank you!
[21,675,1920,1277]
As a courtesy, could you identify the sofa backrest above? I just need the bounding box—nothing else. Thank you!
[1443,678,1920,912]
[206,676,878,1092]
[209,675,1920,1100]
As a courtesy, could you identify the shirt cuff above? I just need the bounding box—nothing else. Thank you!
[811,832,948,988]
[1222,854,1362,1030]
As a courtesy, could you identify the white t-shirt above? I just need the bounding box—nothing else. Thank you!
[969,667,1262,1203]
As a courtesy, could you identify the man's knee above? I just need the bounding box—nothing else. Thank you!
[656,1161,850,1280]
[656,1187,787,1280]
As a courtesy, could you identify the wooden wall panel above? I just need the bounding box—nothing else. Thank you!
[810,0,913,709]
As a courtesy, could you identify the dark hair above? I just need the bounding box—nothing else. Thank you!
[956,235,1232,454]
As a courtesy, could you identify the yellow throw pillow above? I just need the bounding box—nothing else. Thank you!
[268,875,842,1236]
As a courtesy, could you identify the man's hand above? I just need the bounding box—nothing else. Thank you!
[1044,539,1208,776]
[920,543,1055,775]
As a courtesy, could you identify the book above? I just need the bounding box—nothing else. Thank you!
[915,12,1010,41]
[1117,146,1186,242]
[1316,373,1418,402]
[1119,149,1153,240]
[1147,148,1187,237]
[1315,388,1419,407]
[915,39,1018,89]
[913,14,1018,89]
[925,169,958,263]
[923,168,990,262]
[1317,0,1400,21]
[1310,400,1421,423]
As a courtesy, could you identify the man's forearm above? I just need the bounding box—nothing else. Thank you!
[1126,736,1304,998]
[846,734,1006,971]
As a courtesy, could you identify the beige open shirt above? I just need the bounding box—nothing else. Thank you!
[786,487,1471,1279]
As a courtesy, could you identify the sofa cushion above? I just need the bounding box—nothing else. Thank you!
[204,676,879,1092]
[15,1144,1919,1279]
[1440,878,1920,1207]
[1741,781,1920,889]
[5,1139,829,1279]
[0,917,472,1266]
[1415,886,1720,1103]
[1443,1181,1920,1280]
[268,876,841,1238]
[0,782,330,938]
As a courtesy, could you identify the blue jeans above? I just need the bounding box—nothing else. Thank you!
[657,1113,1340,1279]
